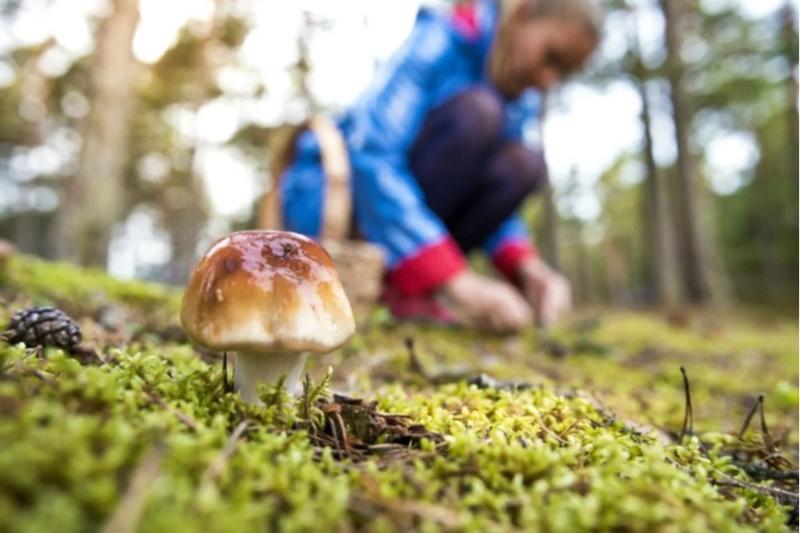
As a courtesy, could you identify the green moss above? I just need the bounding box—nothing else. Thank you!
[0,256,796,531]
[339,311,798,451]
[0,254,180,319]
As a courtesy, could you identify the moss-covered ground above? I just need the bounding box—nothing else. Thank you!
[0,254,797,532]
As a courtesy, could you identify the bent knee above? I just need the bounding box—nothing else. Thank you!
[448,87,504,145]
[487,143,547,194]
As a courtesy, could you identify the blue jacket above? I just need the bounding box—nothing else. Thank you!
[281,0,541,294]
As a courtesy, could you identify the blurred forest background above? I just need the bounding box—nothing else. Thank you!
[0,0,796,312]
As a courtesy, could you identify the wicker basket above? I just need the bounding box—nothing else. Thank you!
[258,116,385,313]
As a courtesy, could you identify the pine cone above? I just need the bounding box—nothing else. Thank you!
[4,306,81,350]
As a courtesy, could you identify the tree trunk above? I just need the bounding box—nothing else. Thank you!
[536,94,560,270]
[160,12,225,283]
[573,224,594,304]
[161,145,209,285]
[659,0,730,305]
[604,237,631,306]
[627,5,684,307]
[540,179,561,271]
[637,78,683,306]
[56,0,140,267]
[780,2,798,202]
[8,211,55,259]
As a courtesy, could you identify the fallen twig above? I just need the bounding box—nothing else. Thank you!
[738,394,779,454]
[404,337,478,386]
[738,395,762,440]
[135,368,199,431]
[72,344,108,365]
[531,409,568,446]
[757,394,775,453]
[308,393,445,463]
[404,337,434,382]
[141,389,199,431]
[202,420,251,483]
[733,462,799,481]
[679,366,694,441]
[712,474,799,502]
[101,445,165,533]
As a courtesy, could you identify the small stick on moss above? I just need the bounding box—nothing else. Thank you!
[326,409,342,452]
[69,344,107,365]
[403,337,476,385]
[93,347,110,365]
[557,419,581,440]
[758,395,776,452]
[135,369,199,431]
[404,337,433,381]
[712,474,799,502]
[733,462,799,481]
[142,389,199,431]
[679,366,694,441]
[738,395,762,440]
[101,445,165,533]
[203,419,251,483]
[222,352,231,393]
[532,409,568,446]
[29,368,57,385]
[330,410,351,457]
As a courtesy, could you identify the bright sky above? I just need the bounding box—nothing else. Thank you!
[0,0,790,276]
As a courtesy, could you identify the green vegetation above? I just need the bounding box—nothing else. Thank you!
[0,254,180,317]
[0,255,797,532]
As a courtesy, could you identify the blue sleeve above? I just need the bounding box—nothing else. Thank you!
[483,215,531,255]
[346,11,464,269]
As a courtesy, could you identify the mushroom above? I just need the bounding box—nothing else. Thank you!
[180,230,356,403]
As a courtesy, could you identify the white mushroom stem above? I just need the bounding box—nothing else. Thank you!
[233,351,309,403]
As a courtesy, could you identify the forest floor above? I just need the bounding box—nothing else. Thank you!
[0,254,797,532]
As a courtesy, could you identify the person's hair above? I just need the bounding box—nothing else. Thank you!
[502,0,605,41]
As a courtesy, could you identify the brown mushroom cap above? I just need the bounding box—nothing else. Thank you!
[181,230,355,353]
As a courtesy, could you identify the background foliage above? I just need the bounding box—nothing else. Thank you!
[0,0,796,311]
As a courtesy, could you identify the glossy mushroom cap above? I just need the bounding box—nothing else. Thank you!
[181,230,355,354]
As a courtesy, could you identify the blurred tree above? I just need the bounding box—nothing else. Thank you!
[0,43,53,256]
[597,155,644,305]
[659,0,731,305]
[687,1,798,308]
[133,11,225,281]
[54,0,140,267]
[627,4,683,307]
[555,168,603,304]
[779,2,798,196]
[534,94,561,271]
[126,1,251,281]
[538,178,561,270]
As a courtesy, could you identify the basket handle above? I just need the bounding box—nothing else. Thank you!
[259,116,351,241]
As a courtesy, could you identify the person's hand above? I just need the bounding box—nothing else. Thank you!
[517,256,572,328]
[436,269,532,333]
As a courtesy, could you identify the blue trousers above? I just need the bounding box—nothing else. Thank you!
[408,87,547,252]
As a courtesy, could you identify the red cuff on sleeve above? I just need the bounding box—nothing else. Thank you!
[493,240,537,281]
[388,238,467,295]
